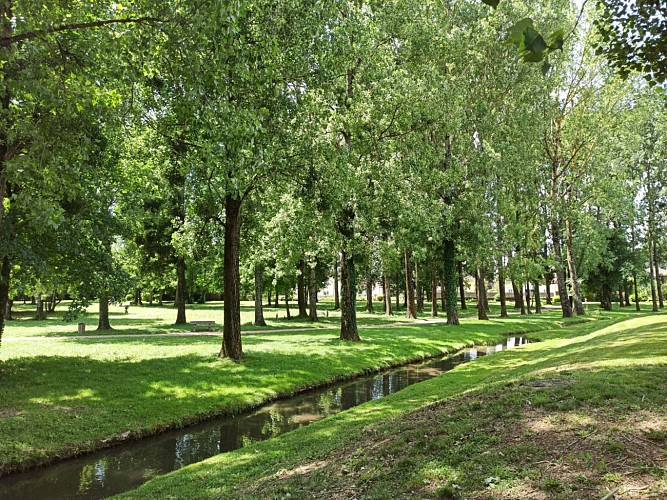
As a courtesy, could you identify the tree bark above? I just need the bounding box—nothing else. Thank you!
[285,289,291,319]
[440,274,446,312]
[534,280,542,314]
[623,280,630,307]
[219,195,243,360]
[525,283,532,315]
[254,264,267,326]
[97,290,112,330]
[36,292,45,320]
[654,244,664,308]
[601,283,613,311]
[158,289,164,307]
[564,217,585,315]
[415,262,423,313]
[175,256,187,324]
[551,218,573,317]
[0,256,10,346]
[383,273,393,315]
[649,235,659,312]
[395,272,400,311]
[511,280,521,308]
[545,271,552,304]
[633,272,640,311]
[333,260,340,310]
[498,260,508,318]
[297,260,307,317]
[309,263,318,321]
[431,267,438,317]
[457,261,466,310]
[476,268,488,320]
[4,298,13,320]
[444,239,459,325]
[340,248,360,341]
[365,267,374,313]
[404,250,417,319]
[267,286,272,308]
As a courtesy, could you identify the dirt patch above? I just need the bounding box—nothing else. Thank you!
[0,408,25,419]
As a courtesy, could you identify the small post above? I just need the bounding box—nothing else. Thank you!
[77,323,86,335]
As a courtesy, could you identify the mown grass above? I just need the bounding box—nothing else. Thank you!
[4,298,640,338]
[0,306,589,475]
[117,310,667,499]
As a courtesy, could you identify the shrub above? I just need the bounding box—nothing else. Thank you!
[375,295,384,302]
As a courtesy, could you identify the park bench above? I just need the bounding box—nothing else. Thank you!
[190,320,216,332]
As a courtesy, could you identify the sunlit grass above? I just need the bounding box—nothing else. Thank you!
[0,307,590,474]
[117,310,667,499]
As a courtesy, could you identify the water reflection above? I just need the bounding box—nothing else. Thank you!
[0,337,528,499]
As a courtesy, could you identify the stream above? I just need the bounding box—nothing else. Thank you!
[0,337,529,499]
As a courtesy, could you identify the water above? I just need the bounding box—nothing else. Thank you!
[0,337,529,499]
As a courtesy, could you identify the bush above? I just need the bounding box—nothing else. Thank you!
[493,292,501,302]
[552,295,561,304]
[375,295,384,302]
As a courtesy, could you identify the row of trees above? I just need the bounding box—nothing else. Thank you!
[0,1,665,359]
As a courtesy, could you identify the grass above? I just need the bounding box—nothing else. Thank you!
[0,302,592,475]
[115,309,667,499]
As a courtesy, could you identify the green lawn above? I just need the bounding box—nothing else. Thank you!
[116,310,667,499]
[0,304,591,475]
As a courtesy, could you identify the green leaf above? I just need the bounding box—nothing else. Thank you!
[541,60,551,76]
[548,29,564,51]
[507,18,534,45]
[481,0,500,8]
[522,28,548,62]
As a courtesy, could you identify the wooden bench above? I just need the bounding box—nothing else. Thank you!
[190,320,216,331]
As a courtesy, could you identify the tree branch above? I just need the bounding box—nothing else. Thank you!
[0,17,164,47]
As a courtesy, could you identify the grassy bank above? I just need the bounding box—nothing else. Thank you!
[0,309,581,474]
[118,311,667,499]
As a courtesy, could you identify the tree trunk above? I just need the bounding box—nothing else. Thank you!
[36,292,45,320]
[365,267,374,313]
[654,245,664,308]
[431,268,438,317]
[219,195,243,360]
[0,256,10,346]
[404,250,417,319]
[415,262,424,313]
[601,283,613,311]
[623,280,630,307]
[97,290,112,330]
[444,239,459,325]
[4,298,13,321]
[395,272,400,311]
[525,283,532,314]
[498,260,508,318]
[633,272,641,311]
[333,260,340,310]
[476,268,488,320]
[158,289,164,306]
[383,273,393,315]
[649,236,659,312]
[285,289,291,319]
[297,260,307,317]
[440,274,446,312]
[175,256,187,324]
[274,288,279,307]
[457,261,467,310]
[545,272,552,304]
[551,218,573,318]
[340,248,360,341]
[564,217,585,315]
[267,286,272,308]
[512,279,523,309]
[534,280,542,314]
[618,287,624,309]
[309,264,318,321]
[254,264,267,326]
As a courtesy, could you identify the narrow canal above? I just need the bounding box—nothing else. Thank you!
[0,337,529,499]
